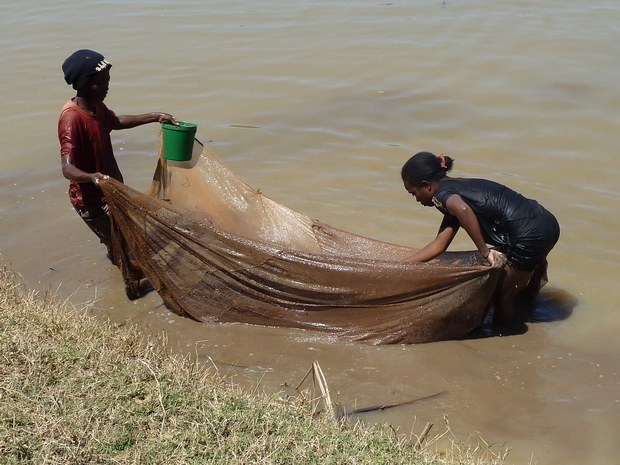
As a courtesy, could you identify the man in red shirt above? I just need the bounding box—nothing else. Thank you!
[58,49,176,259]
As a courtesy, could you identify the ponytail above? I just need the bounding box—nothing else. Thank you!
[401,151,453,187]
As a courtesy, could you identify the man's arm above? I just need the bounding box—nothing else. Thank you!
[61,154,107,184]
[113,112,177,130]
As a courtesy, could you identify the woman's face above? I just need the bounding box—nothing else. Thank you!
[404,181,435,207]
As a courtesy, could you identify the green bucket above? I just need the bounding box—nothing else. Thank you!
[161,121,197,161]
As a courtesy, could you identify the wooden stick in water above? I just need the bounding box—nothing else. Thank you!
[414,422,434,450]
[347,391,447,416]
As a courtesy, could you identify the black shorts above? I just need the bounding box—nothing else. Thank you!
[505,211,560,272]
[75,202,112,250]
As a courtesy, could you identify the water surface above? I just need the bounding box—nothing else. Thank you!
[2,1,620,463]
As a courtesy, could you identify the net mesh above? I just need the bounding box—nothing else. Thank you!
[100,138,505,344]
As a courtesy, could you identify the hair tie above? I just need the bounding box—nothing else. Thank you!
[438,153,447,169]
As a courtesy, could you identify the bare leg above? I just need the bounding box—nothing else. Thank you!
[493,265,534,326]
[519,259,548,300]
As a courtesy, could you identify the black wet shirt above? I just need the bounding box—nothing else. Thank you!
[432,177,548,250]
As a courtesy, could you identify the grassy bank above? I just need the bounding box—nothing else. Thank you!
[0,264,505,464]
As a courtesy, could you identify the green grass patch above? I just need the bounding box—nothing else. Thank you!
[0,263,506,464]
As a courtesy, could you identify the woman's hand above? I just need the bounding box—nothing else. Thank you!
[485,249,500,266]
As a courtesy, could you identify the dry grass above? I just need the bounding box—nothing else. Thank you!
[0,263,508,464]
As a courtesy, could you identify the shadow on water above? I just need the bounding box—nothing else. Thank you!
[522,286,578,323]
[469,286,578,339]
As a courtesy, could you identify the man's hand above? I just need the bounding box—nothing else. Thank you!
[92,173,109,184]
[153,112,178,125]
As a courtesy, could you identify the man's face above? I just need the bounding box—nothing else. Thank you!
[82,68,110,102]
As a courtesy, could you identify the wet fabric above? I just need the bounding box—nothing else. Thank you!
[58,99,122,207]
[100,138,506,344]
[433,177,560,271]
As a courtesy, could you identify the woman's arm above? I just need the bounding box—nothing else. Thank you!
[444,193,491,260]
[403,224,458,262]
[113,112,177,130]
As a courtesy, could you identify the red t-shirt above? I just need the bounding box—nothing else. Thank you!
[58,99,123,207]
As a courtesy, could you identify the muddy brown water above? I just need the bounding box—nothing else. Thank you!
[2,1,620,463]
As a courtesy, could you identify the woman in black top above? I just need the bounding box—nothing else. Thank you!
[401,151,560,326]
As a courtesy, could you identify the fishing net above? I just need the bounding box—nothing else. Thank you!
[100,138,505,344]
